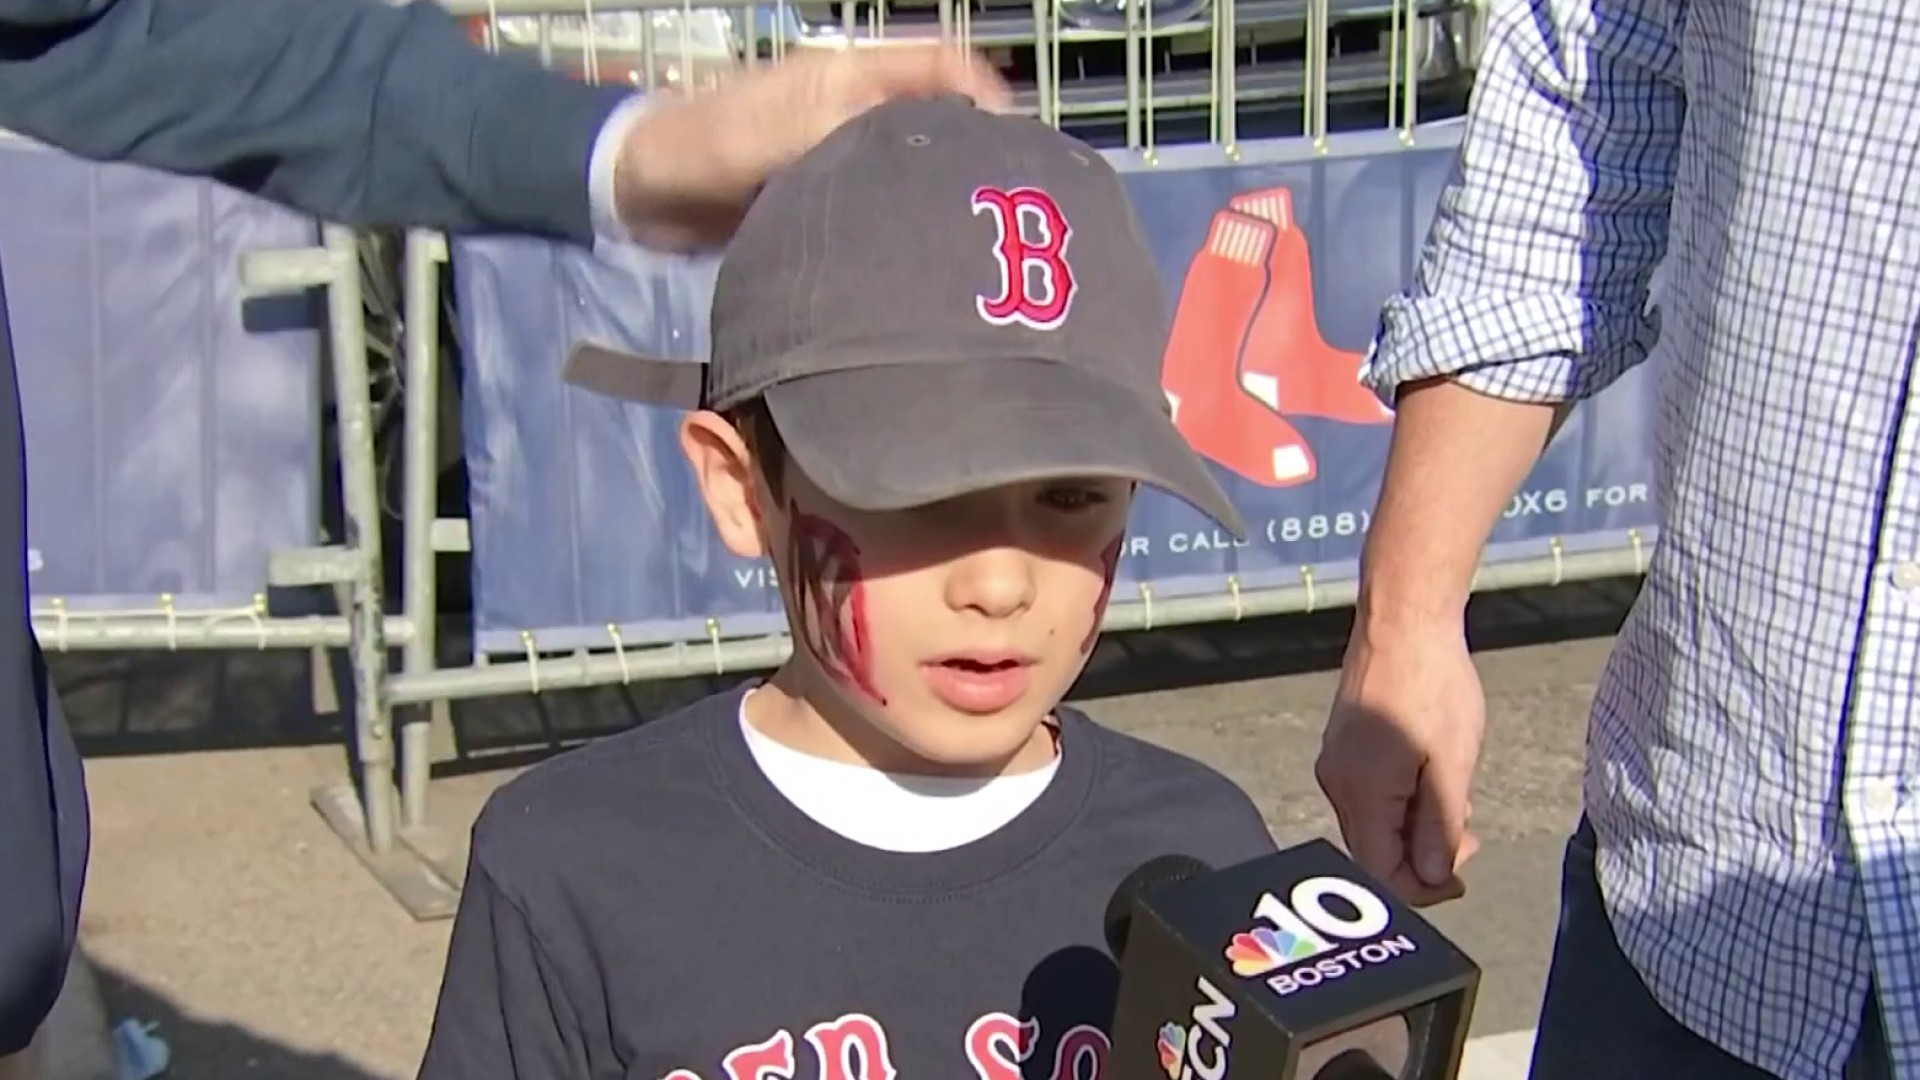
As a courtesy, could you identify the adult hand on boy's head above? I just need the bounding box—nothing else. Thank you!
[612,45,1011,252]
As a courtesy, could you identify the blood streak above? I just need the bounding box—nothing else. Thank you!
[1079,535,1124,656]
[787,501,887,706]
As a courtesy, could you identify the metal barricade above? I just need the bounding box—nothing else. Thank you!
[0,174,421,896]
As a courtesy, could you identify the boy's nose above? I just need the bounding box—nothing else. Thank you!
[944,546,1037,619]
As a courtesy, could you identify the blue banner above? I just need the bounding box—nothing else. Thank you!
[452,128,1661,654]
[0,141,324,612]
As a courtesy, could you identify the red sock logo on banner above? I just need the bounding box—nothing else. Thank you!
[1161,210,1318,487]
[1159,185,1392,489]
[1230,187,1393,426]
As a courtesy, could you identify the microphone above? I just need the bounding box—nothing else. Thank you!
[1103,841,1480,1079]
[1104,854,1213,960]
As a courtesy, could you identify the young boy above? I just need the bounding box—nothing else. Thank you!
[417,93,1278,1080]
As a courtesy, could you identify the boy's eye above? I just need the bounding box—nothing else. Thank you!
[1039,485,1109,511]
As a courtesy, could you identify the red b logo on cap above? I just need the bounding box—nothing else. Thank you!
[971,186,1077,331]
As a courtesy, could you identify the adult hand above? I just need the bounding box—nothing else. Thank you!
[1315,620,1485,906]
[613,44,1012,252]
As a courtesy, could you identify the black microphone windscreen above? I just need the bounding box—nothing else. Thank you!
[1103,854,1214,959]
[1103,840,1479,1080]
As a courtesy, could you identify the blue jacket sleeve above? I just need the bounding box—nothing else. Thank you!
[0,0,636,242]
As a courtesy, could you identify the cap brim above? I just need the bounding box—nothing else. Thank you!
[563,342,705,408]
[763,357,1247,539]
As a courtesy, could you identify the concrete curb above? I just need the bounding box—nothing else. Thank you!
[1462,1029,1537,1080]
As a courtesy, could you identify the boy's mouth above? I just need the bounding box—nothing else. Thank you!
[928,650,1034,673]
[921,651,1038,714]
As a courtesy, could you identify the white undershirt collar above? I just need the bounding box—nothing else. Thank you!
[737,696,1060,853]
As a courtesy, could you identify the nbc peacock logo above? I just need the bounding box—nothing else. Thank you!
[1155,976,1236,1080]
[1224,923,1328,977]
[1155,1023,1186,1079]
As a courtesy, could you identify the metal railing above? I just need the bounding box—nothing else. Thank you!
[445,0,1481,148]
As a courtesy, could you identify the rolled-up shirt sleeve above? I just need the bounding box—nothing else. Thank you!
[1360,0,1686,406]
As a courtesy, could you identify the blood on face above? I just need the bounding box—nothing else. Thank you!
[786,501,887,707]
[1079,534,1123,656]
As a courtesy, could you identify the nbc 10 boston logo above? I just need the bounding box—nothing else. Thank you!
[1222,876,1415,995]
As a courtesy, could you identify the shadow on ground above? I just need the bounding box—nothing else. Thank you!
[76,952,385,1080]
[53,575,1641,775]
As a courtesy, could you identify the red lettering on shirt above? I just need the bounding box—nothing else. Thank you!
[804,1013,898,1080]
[722,1030,797,1080]
[665,1012,1113,1080]
[964,1012,1040,1080]
[1047,1024,1110,1080]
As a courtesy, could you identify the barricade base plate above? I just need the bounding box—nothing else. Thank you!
[308,784,463,922]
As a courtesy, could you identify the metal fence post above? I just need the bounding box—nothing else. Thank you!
[237,226,393,853]
[399,230,448,832]
[237,226,459,920]
[329,225,398,858]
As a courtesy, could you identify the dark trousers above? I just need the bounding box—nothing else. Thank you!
[1528,816,1892,1080]
[0,265,89,1056]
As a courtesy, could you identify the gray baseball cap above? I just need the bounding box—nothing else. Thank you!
[564,93,1245,539]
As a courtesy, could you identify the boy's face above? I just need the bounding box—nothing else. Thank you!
[681,408,1131,772]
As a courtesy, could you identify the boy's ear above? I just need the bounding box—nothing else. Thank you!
[679,411,771,559]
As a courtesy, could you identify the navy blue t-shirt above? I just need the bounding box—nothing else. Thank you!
[417,683,1277,1080]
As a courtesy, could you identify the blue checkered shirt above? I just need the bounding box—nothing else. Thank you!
[1359,2,1920,1077]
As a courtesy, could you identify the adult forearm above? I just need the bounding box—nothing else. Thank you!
[1344,0,1685,640]
[364,25,632,240]
[1356,378,1566,634]
[0,0,631,242]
